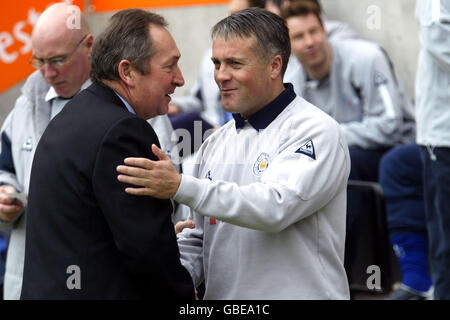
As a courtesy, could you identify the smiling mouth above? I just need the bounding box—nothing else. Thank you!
[307,47,321,57]
[221,88,236,94]
[165,93,174,102]
[52,81,65,87]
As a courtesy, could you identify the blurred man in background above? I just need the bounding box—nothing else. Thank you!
[0,3,93,299]
[415,0,450,300]
[281,0,415,287]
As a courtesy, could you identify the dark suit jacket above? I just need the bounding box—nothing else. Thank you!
[21,82,194,299]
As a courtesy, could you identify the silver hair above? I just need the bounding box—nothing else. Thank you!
[211,7,291,77]
[91,9,167,83]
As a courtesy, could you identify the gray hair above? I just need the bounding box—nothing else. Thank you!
[90,9,167,83]
[211,7,291,77]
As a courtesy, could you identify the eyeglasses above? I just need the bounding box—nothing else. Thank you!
[30,34,89,69]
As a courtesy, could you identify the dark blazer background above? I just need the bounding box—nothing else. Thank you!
[21,83,194,299]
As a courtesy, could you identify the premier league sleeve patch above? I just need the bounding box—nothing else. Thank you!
[253,153,270,176]
[295,139,316,160]
[374,71,388,87]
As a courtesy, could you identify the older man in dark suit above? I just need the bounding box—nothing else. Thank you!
[20,9,194,299]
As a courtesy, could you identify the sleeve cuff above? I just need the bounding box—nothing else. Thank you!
[173,174,203,209]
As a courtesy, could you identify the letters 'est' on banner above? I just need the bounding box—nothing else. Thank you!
[90,0,229,12]
[0,0,84,94]
[0,0,227,94]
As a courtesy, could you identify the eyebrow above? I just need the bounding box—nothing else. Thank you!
[32,53,65,60]
[166,55,181,63]
[32,34,89,61]
[211,57,247,64]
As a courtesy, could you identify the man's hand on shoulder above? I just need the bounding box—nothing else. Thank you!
[117,144,182,199]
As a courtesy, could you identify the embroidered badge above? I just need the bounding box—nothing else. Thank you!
[253,153,270,177]
[295,140,316,160]
[374,71,388,86]
[21,137,33,152]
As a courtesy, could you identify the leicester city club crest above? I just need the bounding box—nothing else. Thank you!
[253,153,270,176]
[21,137,33,152]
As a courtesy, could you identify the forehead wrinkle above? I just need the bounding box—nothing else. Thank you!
[213,35,266,66]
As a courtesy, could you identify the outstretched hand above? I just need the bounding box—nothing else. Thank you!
[117,144,181,199]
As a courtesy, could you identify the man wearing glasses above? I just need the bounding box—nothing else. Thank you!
[0,3,92,300]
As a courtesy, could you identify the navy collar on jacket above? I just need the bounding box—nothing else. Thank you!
[232,83,296,130]
[87,81,129,111]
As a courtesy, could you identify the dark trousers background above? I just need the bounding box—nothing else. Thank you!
[420,146,450,300]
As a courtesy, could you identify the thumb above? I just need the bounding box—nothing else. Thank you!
[175,219,195,234]
[151,144,169,161]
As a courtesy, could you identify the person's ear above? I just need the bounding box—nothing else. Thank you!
[322,23,328,38]
[269,55,282,80]
[117,60,136,87]
[84,34,94,56]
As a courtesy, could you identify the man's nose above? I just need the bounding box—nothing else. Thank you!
[304,33,314,47]
[41,63,58,80]
[214,64,232,83]
[173,65,185,87]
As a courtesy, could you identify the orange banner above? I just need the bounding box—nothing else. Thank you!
[90,0,228,12]
[0,0,84,94]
